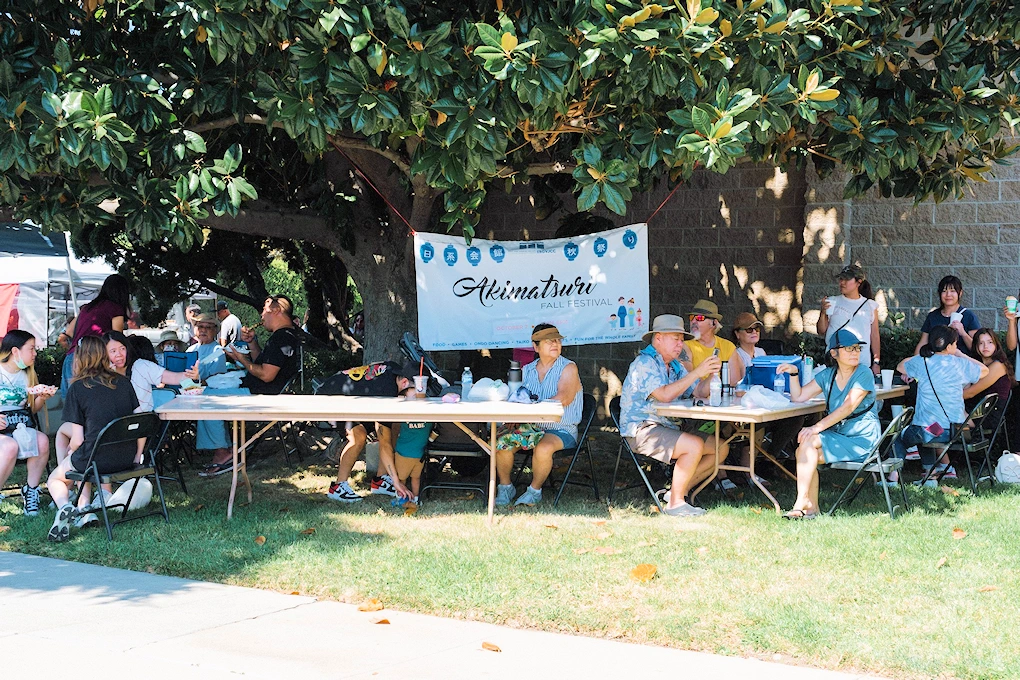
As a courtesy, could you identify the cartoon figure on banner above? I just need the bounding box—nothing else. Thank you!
[617,297,627,328]
[594,237,608,258]
[622,229,638,250]
[636,308,643,326]
[564,242,579,261]
[443,244,458,266]
[627,298,636,327]
[490,244,506,263]
[609,314,618,329]
[466,246,482,266]
[420,242,435,263]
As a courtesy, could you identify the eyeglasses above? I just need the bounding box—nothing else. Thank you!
[837,345,863,353]
[689,314,708,322]
[735,326,761,333]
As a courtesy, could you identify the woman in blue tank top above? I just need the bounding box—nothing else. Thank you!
[495,324,583,508]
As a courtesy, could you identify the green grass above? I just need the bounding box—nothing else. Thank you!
[2,434,1018,680]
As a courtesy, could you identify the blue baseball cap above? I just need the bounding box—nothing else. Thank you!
[827,329,867,352]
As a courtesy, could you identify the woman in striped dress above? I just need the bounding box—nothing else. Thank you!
[495,324,583,507]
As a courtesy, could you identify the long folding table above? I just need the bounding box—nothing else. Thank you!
[156,394,563,523]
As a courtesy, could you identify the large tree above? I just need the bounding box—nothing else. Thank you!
[2,0,1018,358]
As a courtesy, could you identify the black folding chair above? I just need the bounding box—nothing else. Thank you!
[827,407,912,519]
[980,391,1011,483]
[67,413,169,541]
[607,396,671,512]
[918,394,998,494]
[150,388,188,494]
[419,418,490,502]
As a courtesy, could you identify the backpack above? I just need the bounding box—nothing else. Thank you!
[994,451,1020,484]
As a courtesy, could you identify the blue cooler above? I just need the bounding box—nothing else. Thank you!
[748,355,803,392]
[162,351,198,373]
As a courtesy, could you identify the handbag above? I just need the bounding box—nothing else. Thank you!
[0,407,33,435]
[922,357,965,439]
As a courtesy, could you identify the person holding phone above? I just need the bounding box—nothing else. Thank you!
[816,264,881,374]
[913,275,980,356]
[889,325,987,486]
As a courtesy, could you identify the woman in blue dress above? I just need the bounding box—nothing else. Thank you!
[776,329,880,519]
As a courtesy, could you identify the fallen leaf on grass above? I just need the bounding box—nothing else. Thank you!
[635,540,658,548]
[300,527,316,535]
[696,546,709,556]
[404,504,418,516]
[372,617,391,624]
[592,520,607,526]
[254,535,266,545]
[543,523,558,529]
[750,507,762,515]
[278,507,290,513]
[482,642,502,652]
[935,557,948,569]
[358,598,384,612]
[649,505,660,514]
[290,591,300,595]
[0,526,10,533]
[878,551,887,561]
[192,504,204,512]
[630,563,657,582]
[977,585,998,592]
[952,527,967,540]
[941,486,960,498]
[572,548,591,555]
[594,531,612,540]
[594,546,621,555]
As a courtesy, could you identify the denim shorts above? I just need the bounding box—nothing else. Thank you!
[541,428,577,451]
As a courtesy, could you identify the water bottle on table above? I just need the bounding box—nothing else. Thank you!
[773,371,786,395]
[708,348,722,406]
[461,367,473,401]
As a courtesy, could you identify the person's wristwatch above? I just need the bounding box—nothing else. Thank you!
[872,359,881,365]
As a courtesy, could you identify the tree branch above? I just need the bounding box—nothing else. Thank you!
[496,161,577,178]
[191,278,263,309]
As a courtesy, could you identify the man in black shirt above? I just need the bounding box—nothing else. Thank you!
[226,295,301,395]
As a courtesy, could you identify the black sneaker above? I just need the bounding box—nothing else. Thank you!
[21,484,40,517]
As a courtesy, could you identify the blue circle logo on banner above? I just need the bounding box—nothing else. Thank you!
[489,244,506,263]
[593,237,608,257]
[443,244,458,266]
[622,229,638,250]
[564,242,579,261]
[420,242,435,263]
[466,246,482,266]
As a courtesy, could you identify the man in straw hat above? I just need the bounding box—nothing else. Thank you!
[619,314,729,517]
[680,299,745,388]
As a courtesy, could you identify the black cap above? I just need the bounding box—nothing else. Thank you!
[216,300,229,311]
[394,361,422,379]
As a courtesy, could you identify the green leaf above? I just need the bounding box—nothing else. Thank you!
[474,23,503,49]
[601,183,627,215]
[232,176,258,200]
[349,56,371,84]
[227,179,241,208]
[350,34,371,53]
[183,130,206,153]
[582,144,602,165]
[692,106,712,134]
[41,92,62,117]
[386,7,410,39]
[576,182,601,212]
[54,39,71,71]
[222,144,242,174]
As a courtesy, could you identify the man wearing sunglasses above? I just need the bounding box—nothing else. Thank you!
[680,299,746,389]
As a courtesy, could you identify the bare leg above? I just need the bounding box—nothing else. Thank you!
[25,433,49,487]
[55,422,73,464]
[495,445,520,485]
[335,425,368,483]
[528,434,563,490]
[0,438,17,489]
[666,433,711,507]
[46,458,75,507]
[793,435,823,513]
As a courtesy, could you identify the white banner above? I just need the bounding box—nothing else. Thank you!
[415,223,649,350]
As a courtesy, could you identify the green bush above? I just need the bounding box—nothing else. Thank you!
[35,346,65,386]
[787,327,921,371]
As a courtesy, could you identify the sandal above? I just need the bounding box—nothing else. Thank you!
[782,509,819,520]
[198,461,234,477]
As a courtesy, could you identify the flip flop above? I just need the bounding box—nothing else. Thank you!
[782,509,819,520]
[198,461,234,477]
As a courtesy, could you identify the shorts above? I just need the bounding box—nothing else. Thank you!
[539,428,577,451]
[626,422,688,465]
[395,454,424,480]
[346,421,393,434]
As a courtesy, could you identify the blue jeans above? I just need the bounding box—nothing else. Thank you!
[893,425,950,467]
[60,352,74,399]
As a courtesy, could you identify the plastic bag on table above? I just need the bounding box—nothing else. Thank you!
[740,385,792,410]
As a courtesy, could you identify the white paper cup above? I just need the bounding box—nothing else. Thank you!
[881,369,894,389]
[949,312,963,324]
[413,375,427,397]
[1007,297,1017,313]
[891,405,904,418]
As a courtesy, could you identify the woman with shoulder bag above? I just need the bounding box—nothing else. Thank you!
[0,330,57,517]
[816,264,882,375]
[891,325,987,486]
[774,329,881,519]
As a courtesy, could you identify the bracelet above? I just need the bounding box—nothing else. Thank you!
[872,358,880,364]
[789,371,799,376]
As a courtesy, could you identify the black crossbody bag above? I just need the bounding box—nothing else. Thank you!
[922,357,965,440]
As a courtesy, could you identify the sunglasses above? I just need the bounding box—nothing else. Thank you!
[735,326,762,332]
[689,314,708,322]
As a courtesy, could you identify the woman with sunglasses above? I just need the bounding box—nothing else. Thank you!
[775,329,881,519]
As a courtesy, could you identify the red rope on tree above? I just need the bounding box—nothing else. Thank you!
[647,180,684,224]
[328,140,417,235]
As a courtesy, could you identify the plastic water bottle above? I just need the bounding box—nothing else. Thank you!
[709,371,722,407]
[773,371,786,395]
[803,355,814,383]
[461,367,473,401]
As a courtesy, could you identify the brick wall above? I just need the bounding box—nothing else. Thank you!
[434,164,807,412]
[801,166,1018,335]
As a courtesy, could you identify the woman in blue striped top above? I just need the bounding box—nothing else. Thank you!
[495,324,583,507]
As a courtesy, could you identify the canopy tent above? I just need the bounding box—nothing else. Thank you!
[0,222,116,345]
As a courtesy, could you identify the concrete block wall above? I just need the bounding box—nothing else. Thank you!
[801,164,1020,334]
[436,164,807,409]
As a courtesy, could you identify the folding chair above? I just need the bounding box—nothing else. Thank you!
[607,396,670,512]
[150,388,188,494]
[827,407,912,519]
[66,412,169,541]
[420,420,489,502]
[513,394,599,506]
[918,394,998,494]
[980,391,1011,482]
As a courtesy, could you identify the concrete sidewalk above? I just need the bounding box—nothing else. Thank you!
[0,551,875,679]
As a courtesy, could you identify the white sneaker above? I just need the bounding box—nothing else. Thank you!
[514,486,542,506]
[718,478,738,492]
[370,475,398,497]
[326,481,362,503]
[47,503,75,542]
[74,513,99,529]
